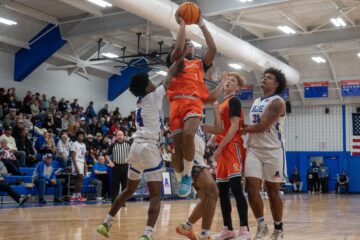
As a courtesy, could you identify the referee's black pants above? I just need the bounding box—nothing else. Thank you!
[111,163,128,203]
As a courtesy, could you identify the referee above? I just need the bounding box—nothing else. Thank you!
[106,130,131,203]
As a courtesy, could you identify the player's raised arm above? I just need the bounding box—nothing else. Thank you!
[205,72,228,103]
[170,11,187,63]
[242,98,285,134]
[198,15,217,67]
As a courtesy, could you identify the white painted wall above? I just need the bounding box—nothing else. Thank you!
[0,51,137,116]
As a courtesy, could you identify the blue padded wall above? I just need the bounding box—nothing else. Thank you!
[14,24,67,82]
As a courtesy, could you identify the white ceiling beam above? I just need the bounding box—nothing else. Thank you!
[58,0,103,17]
[1,0,58,24]
[320,48,343,104]
[333,1,356,26]
[229,18,279,31]
[47,65,76,70]
[0,35,29,49]
[279,8,307,33]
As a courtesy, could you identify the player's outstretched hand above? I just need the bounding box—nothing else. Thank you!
[175,10,185,25]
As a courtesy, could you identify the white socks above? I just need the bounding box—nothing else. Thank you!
[104,214,114,226]
[183,159,193,177]
[183,219,193,230]
[144,226,153,237]
[257,216,265,227]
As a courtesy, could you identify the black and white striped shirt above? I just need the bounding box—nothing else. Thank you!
[107,141,131,165]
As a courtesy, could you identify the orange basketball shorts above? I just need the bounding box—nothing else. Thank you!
[216,141,246,182]
[169,98,204,135]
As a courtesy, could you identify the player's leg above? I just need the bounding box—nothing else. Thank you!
[178,116,201,197]
[171,132,184,174]
[263,148,285,240]
[245,148,269,239]
[140,175,162,240]
[97,177,140,237]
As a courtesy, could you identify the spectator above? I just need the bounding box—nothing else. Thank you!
[0,126,26,167]
[0,138,24,175]
[61,112,70,130]
[79,117,89,133]
[54,111,62,132]
[16,128,37,167]
[70,99,79,111]
[311,162,320,192]
[30,100,40,115]
[113,107,121,119]
[12,118,25,143]
[0,88,5,106]
[58,98,67,112]
[3,108,17,127]
[32,153,63,204]
[56,131,71,169]
[70,131,87,202]
[93,132,103,149]
[35,130,56,155]
[89,117,99,135]
[164,131,172,147]
[44,113,56,132]
[336,172,349,194]
[307,168,314,193]
[0,160,30,206]
[86,101,97,118]
[40,94,49,112]
[319,162,329,193]
[23,91,32,106]
[106,130,129,203]
[290,168,303,192]
[67,121,81,140]
[7,95,18,110]
[22,96,32,114]
[98,104,109,117]
[91,155,112,200]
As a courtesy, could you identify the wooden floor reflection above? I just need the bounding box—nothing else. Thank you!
[0,193,359,239]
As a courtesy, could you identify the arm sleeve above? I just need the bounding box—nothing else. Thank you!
[37,164,50,182]
[150,85,166,110]
[228,97,242,118]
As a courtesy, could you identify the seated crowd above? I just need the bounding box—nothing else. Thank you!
[0,87,217,204]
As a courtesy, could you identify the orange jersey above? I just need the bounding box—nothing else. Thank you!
[216,96,244,145]
[166,59,209,101]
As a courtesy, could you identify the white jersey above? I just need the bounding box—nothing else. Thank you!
[248,95,285,149]
[132,85,166,141]
[70,141,86,162]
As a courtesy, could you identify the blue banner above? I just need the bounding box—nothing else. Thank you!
[237,85,253,100]
[304,81,328,98]
[341,80,360,97]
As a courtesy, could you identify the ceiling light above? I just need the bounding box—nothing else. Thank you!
[229,63,242,70]
[0,17,17,26]
[311,56,326,63]
[156,70,167,76]
[191,40,202,48]
[86,0,112,8]
[330,17,346,27]
[277,26,296,34]
[357,53,360,58]
[102,52,119,59]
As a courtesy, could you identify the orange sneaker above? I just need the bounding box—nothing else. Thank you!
[176,224,197,240]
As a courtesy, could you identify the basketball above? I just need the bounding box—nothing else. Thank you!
[177,2,200,25]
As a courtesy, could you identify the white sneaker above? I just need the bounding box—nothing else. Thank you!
[96,197,104,201]
[236,226,251,240]
[253,224,269,240]
[270,230,284,240]
[214,226,237,240]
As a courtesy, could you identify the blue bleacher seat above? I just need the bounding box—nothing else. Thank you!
[20,167,35,176]
[5,176,33,183]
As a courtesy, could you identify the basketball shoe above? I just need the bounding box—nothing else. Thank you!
[97,223,111,238]
[236,226,251,240]
[139,235,153,240]
[176,223,197,240]
[270,230,284,240]
[214,226,237,240]
[178,175,192,197]
[253,224,269,240]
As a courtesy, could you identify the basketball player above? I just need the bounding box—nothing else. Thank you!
[167,11,219,197]
[211,72,251,240]
[96,58,183,240]
[241,67,287,240]
[176,102,220,240]
[70,130,87,202]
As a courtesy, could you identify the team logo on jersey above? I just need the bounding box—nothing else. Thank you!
[233,163,240,172]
